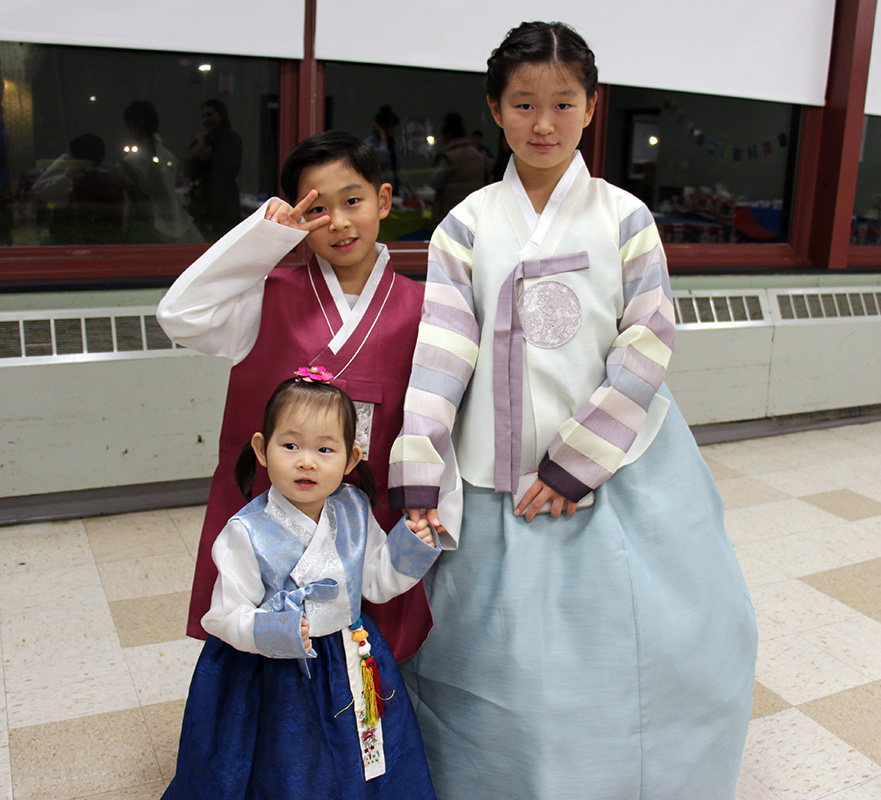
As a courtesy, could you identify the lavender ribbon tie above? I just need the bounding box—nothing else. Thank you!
[492,251,590,493]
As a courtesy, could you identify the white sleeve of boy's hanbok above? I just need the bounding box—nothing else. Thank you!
[202,518,313,660]
[359,513,440,605]
[156,197,308,364]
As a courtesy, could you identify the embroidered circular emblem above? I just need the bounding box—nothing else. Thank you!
[517,280,582,348]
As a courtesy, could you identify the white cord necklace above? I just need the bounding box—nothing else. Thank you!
[308,267,397,380]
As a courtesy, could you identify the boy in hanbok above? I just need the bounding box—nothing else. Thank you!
[158,131,433,659]
[163,371,439,798]
[390,21,758,800]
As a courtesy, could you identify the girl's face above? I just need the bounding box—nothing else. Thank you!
[488,61,597,187]
[251,402,361,522]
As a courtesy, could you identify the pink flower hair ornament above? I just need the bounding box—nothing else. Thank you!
[294,365,334,383]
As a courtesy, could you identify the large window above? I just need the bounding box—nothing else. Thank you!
[604,87,800,246]
[0,41,280,250]
[324,61,498,242]
[852,115,881,245]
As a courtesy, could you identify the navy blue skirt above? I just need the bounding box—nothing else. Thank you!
[164,615,435,799]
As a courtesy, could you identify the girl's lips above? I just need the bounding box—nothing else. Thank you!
[295,479,317,486]
[530,142,556,152]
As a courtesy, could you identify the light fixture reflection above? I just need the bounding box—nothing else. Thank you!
[649,136,659,146]
[198,63,212,72]
[426,135,435,145]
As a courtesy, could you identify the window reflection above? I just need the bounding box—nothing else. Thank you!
[604,86,799,244]
[325,61,498,241]
[852,115,881,245]
[0,41,280,248]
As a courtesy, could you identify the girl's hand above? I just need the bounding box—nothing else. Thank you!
[406,508,447,538]
[264,189,330,233]
[514,478,578,523]
[301,617,312,653]
[405,513,437,546]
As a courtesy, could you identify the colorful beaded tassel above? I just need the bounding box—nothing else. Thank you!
[350,618,389,727]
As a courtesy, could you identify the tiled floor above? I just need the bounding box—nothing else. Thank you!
[1,422,881,799]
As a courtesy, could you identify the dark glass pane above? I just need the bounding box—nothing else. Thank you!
[0,40,279,249]
[325,62,497,242]
[852,115,881,245]
[605,86,798,245]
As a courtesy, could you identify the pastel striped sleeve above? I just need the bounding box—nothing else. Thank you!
[538,204,675,501]
[388,213,480,510]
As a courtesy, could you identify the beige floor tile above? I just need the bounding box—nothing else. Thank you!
[715,476,791,510]
[753,681,792,719]
[0,522,93,575]
[744,498,850,536]
[699,444,792,477]
[5,650,138,729]
[84,510,189,563]
[1,565,120,666]
[725,507,792,548]
[811,520,881,567]
[141,699,186,783]
[735,768,782,799]
[788,428,880,460]
[801,617,881,682]
[741,708,881,798]
[124,639,202,706]
[168,505,205,559]
[700,455,743,481]
[110,592,191,648]
[750,579,862,633]
[755,611,794,643]
[800,680,881,764]
[0,518,86,542]
[802,456,881,494]
[750,467,849,498]
[98,553,195,603]
[734,550,790,588]
[801,559,881,624]
[800,489,881,522]
[78,782,168,799]
[736,532,853,579]
[756,633,871,706]
[8,708,161,800]
[0,730,10,800]
[828,777,881,798]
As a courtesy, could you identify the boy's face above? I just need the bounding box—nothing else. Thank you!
[298,159,392,287]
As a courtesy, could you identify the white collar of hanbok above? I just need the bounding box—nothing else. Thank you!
[266,485,318,544]
[316,243,390,355]
[507,152,588,248]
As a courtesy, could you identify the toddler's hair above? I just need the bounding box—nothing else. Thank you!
[486,21,598,102]
[234,377,377,505]
[279,130,383,203]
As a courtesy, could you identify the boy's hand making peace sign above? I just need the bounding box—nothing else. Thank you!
[265,189,330,233]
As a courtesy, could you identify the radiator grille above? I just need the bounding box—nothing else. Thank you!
[0,308,186,364]
[774,290,881,321]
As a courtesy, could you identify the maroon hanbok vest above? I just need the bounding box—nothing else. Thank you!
[186,256,432,660]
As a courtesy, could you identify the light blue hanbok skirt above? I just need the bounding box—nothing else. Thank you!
[403,388,757,800]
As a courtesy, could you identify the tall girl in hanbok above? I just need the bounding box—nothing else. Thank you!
[389,21,758,800]
[163,371,439,799]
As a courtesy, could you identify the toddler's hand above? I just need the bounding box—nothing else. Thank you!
[301,617,312,653]
[405,508,446,542]
[264,190,330,233]
[405,513,436,546]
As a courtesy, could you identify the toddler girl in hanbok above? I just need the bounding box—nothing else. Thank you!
[390,20,758,800]
[163,368,439,799]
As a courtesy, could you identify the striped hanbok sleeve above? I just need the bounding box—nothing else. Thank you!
[388,213,480,510]
[538,204,675,501]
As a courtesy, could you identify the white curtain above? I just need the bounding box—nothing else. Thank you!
[315,0,837,106]
[0,0,305,59]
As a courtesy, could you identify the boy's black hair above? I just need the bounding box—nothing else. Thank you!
[279,130,383,203]
[486,21,598,102]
